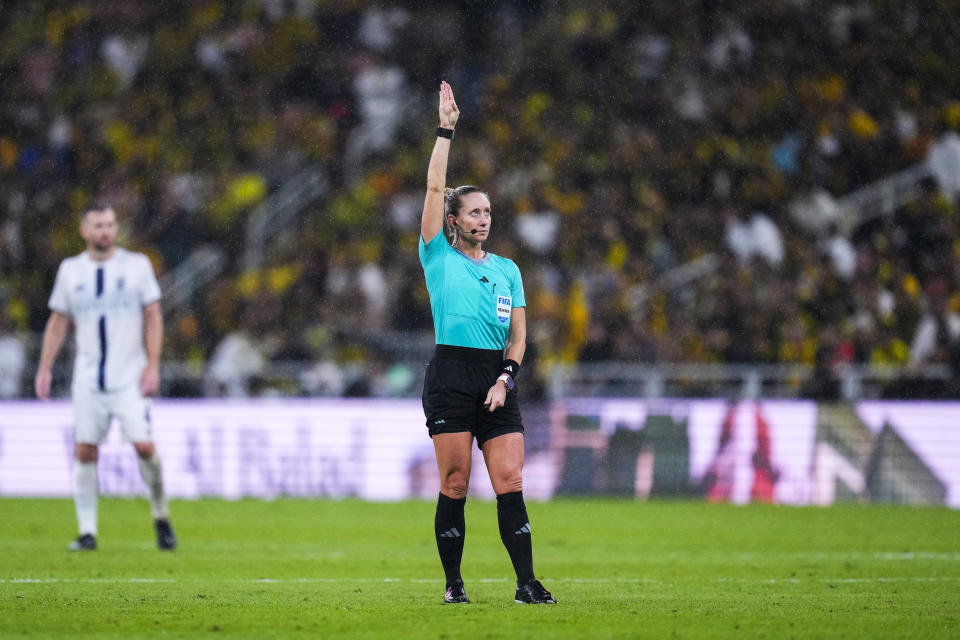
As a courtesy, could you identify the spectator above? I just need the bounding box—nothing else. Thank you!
[908,280,960,382]
[927,130,960,200]
[822,223,857,281]
[204,312,266,398]
[724,209,784,268]
[0,306,26,399]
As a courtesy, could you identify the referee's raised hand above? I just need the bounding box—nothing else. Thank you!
[439,81,459,129]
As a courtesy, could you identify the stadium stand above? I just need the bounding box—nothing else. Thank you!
[1,0,959,399]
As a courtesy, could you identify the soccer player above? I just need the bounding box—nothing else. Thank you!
[35,204,177,552]
[419,82,555,605]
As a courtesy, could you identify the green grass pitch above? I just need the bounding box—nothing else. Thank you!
[2,498,958,638]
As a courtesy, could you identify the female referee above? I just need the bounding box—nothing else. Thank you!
[418,81,555,605]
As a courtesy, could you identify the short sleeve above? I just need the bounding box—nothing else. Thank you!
[48,262,71,315]
[511,261,526,308]
[139,255,162,305]
[418,232,446,268]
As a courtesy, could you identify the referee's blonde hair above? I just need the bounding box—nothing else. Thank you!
[443,185,485,247]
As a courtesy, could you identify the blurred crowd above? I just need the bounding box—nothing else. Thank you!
[2,0,960,399]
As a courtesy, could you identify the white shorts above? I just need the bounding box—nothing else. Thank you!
[72,385,153,445]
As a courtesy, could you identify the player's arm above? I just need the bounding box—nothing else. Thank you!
[485,307,526,412]
[421,81,460,244]
[35,311,71,400]
[141,300,163,396]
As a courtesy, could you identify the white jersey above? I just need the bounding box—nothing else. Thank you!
[48,248,161,393]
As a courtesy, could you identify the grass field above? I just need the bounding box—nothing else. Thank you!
[1,498,958,638]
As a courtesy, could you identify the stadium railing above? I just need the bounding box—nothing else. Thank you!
[544,361,953,400]
[14,340,953,400]
[158,245,227,316]
[834,161,929,232]
[243,165,330,271]
[150,359,952,400]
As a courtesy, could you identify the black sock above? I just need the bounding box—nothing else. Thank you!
[496,490,535,584]
[435,492,466,588]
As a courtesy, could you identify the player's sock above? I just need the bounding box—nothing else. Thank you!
[435,492,466,588]
[496,490,535,584]
[137,453,170,520]
[74,461,98,536]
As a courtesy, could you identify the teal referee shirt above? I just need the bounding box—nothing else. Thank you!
[419,232,526,350]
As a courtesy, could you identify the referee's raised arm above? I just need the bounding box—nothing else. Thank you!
[421,81,460,244]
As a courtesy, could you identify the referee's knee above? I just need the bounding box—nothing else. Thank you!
[441,471,469,499]
[493,473,523,495]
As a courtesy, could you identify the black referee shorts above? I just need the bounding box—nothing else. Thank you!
[422,344,524,447]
